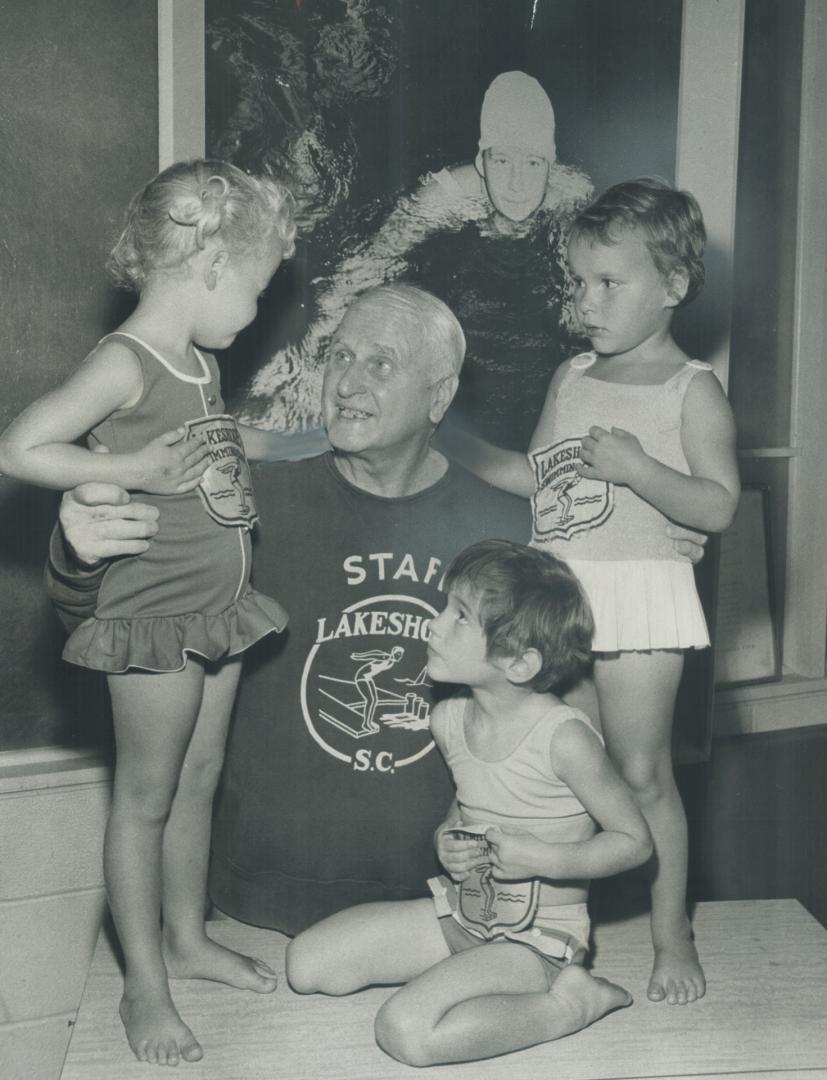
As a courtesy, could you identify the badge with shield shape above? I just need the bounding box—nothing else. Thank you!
[449,826,540,939]
[530,438,613,541]
[186,414,258,529]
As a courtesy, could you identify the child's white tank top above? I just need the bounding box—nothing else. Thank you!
[529,352,712,651]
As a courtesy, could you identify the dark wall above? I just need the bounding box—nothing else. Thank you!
[684,725,827,930]
[0,0,158,749]
[594,726,827,931]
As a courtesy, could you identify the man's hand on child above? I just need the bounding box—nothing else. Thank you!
[666,523,708,565]
[60,482,160,567]
[577,425,646,485]
[129,427,211,495]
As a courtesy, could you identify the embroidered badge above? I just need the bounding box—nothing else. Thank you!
[185,414,258,529]
[450,827,540,939]
[530,437,613,541]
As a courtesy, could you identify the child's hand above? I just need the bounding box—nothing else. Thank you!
[578,425,647,485]
[435,827,489,883]
[485,826,545,881]
[128,428,211,495]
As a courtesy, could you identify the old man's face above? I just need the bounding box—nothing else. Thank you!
[322,296,443,459]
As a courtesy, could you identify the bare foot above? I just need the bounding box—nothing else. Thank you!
[648,932,706,1005]
[164,931,278,993]
[549,963,632,1033]
[120,991,203,1065]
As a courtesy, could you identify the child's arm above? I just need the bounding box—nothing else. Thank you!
[485,718,652,882]
[238,423,331,462]
[579,371,739,532]
[0,342,210,494]
[435,361,571,497]
[435,419,533,497]
[430,705,486,883]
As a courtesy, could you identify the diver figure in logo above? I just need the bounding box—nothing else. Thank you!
[351,645,405,733]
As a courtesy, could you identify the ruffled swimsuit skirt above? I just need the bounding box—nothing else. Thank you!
[62,333,287,673]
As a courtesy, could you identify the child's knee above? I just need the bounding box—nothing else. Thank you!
[374,996,432,1067]
[285,935,321,994]
[113,773,177,823]
[286,933,353,996]
[618,756,671,804]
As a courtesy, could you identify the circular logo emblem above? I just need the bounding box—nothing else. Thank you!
[300,593,437,773]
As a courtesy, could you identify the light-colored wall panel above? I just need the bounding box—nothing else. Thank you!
[0,782,110,900]
[158,0,205,166]
[0,1014,75,1080]
[0,890,106,1022]
[676,0,744,388]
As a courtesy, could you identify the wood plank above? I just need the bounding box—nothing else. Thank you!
[61,900,827,1080]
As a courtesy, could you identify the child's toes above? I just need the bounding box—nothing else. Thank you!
[253,957,276,977]
[162,1039,180,1066]
[180,1036,203,1062]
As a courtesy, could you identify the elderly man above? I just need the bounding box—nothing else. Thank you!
[48,283,705,936]
[47,284,529,935]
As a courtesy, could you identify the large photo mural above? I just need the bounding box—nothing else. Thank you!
[205,0,683,450]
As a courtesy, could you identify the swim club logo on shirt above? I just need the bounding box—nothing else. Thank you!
[185,414,258,529]
[300,594,439,774]
[530,437,613,541]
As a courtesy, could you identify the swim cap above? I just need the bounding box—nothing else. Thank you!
[477,71,556,165]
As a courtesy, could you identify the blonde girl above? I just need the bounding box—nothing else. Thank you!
[0,159,323,1064]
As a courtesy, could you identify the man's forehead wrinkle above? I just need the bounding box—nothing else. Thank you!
[332,331,404,361]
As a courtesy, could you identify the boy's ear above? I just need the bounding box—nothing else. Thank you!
[664,266,689,308]
[501,648,543,687]
[204,248,230,291]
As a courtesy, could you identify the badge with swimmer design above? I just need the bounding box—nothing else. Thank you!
[185,414,258,529]
[452,828,540,938]
[530,437,613,541]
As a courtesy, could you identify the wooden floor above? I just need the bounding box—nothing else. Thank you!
[61,900,827,1080]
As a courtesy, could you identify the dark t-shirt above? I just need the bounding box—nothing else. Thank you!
[44,452,528,936]
[209,453,528,933]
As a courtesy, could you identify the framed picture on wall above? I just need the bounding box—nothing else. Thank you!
[713,484,781,688]
[204,0,715,764]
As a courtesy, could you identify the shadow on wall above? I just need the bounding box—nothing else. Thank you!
[0,481,111,751]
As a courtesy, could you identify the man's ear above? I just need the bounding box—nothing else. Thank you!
[501,648,543,687]
[204,247,230,291]
[429,374,459,426]
[664,267,689,308]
